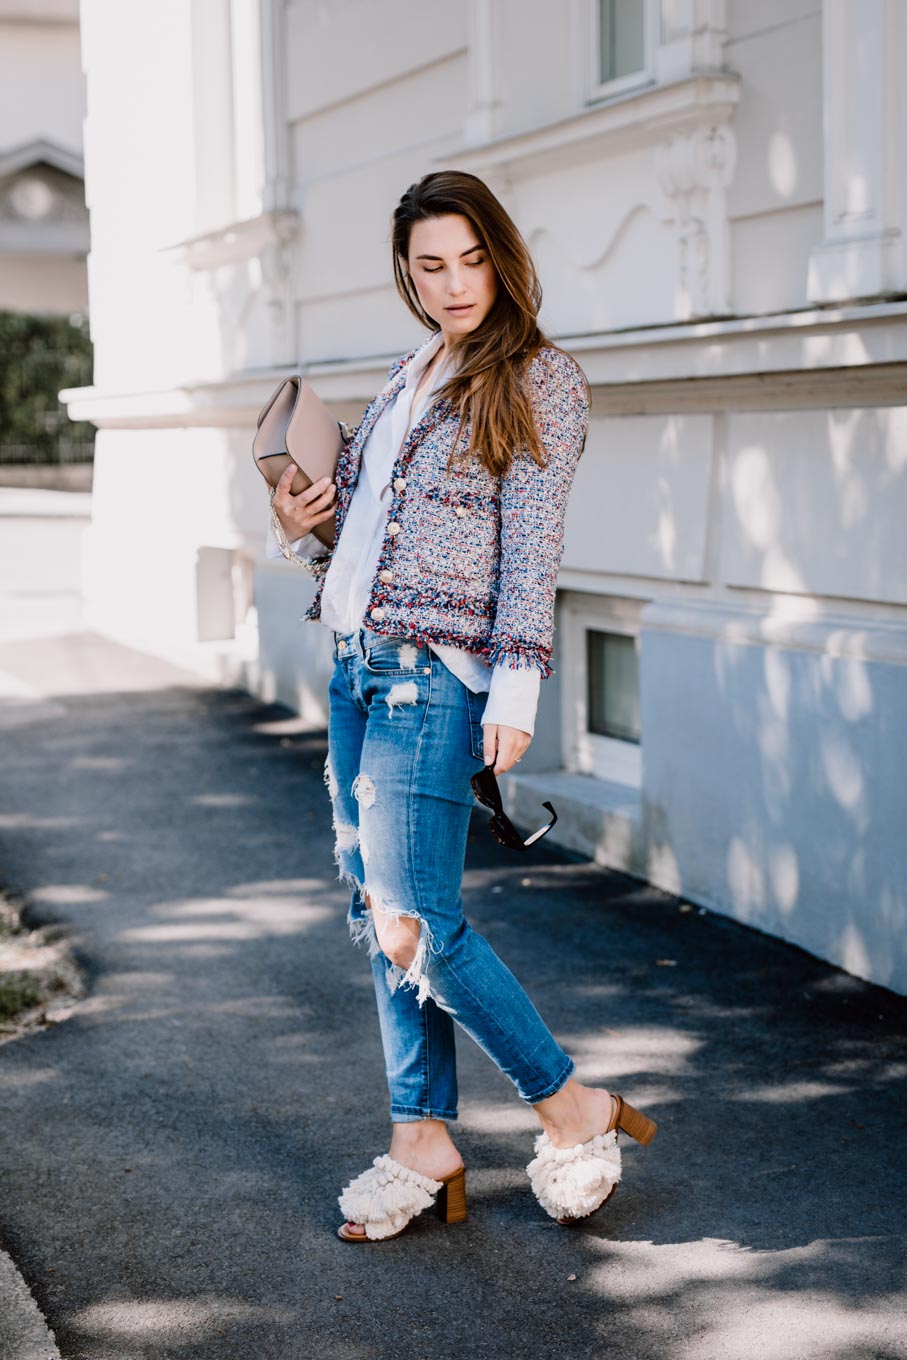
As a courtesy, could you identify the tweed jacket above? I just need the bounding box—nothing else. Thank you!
[269,337,590,677]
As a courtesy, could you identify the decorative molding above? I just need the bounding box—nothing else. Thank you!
[655,123,735,317]
[0,164,87,226]
[57,302,907,429]
[159,209,300,272]
[0,159,89,254]
[436,72,740,175]
[0,137,84,182]
[562,299,907,386]
[527,203,663,274]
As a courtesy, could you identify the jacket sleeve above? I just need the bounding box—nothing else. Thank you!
[483,348,589,678]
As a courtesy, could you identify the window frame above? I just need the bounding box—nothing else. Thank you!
[586,0,658,104]
[561,592,644,788]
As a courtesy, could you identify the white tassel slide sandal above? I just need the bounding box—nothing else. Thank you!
[526,1092,657,1226]
[337,1154,467,1242]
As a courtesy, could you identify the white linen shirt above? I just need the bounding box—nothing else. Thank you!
[265,329,540,735]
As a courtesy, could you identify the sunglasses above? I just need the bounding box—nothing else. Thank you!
[470,764,558,852]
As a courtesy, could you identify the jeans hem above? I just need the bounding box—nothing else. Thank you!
[522,1055,576,1105]
[390,1105,459,1122]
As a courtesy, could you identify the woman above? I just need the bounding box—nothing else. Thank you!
[266,171,657,1241]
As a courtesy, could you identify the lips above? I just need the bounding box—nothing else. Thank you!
[446,304,474,313]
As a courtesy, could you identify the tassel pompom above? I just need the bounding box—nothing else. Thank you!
[526,1129,622,1221]
[338,1154,444,1240]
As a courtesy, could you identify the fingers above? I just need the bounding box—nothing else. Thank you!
[483,723,498,768]
[491,726,532,775]
[274,468,336,536]
[275,468,335,506]
[301,476,336,508]
[276,462,297,492]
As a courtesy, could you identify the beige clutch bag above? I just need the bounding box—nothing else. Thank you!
[252,375,346,549]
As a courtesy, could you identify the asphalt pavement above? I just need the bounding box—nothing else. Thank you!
[0,495,905,1360]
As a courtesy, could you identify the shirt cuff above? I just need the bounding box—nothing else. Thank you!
[264,511,321,561]
[481,663,541,738]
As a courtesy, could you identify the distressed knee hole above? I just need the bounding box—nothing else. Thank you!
[386,681,419,716]
[397,643,419,669]
[348,886,438,1008]
[373,914,420,970]
[352,773,376,808]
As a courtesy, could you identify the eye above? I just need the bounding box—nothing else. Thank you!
[466,258,485,267]
[423,266,442,273]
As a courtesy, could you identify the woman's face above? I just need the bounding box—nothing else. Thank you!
[405,213,498,344]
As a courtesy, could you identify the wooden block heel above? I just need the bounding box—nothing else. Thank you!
[337,1156,467,1241]
[435,1164,468,1223]
[614,1094,657,1146]
[529,1091,657,1226]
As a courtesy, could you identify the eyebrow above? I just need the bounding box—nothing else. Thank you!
[415,243,485,261]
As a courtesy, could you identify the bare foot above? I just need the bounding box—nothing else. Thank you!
[533,1079,618,1149]
[343,1119,463,1238]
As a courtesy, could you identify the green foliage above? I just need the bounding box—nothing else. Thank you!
[0,973,44,1020]
[0,309,95,463]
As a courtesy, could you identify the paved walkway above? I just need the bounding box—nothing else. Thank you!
[0,499,905,1360]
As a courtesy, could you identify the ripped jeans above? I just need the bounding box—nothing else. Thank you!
[326,626,576,1122]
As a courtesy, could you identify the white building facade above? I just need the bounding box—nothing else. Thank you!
[0,0,87,315]
[62,0,907,995]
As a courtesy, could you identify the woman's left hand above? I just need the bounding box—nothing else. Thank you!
[483,723,532,775]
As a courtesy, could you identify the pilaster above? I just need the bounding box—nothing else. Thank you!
[655,0,727,84]
[808,0,907,302]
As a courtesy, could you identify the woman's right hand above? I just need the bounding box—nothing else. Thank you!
[272,463,337,541]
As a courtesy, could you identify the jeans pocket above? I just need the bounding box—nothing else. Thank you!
[362,634,432,677]
[464,686,488,762]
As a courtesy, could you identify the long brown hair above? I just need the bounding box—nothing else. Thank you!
[391,170,590,478]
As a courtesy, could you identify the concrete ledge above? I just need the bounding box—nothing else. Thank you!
[500,768,646,878]
[0,488,92,519]
[0,464,93,493]
[0,1247,61,1360]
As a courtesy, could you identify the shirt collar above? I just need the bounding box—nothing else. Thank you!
[404,330,453,391]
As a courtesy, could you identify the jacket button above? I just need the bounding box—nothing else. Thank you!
[393,477,407,492]
[455,506,467,517]
[379,569,394,584]
[387,521,401,535]
[370,606,385,621]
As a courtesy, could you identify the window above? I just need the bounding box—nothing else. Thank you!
[588,0,654,101]
[586,629,640,743]
[598,0,646,85]
[561,593,644,787]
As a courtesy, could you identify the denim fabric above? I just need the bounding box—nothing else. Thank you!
[325,625,576,1122]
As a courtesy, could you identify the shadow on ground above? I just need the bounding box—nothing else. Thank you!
[0,674,905,1360]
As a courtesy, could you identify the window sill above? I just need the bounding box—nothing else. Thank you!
[437,73,740,176]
